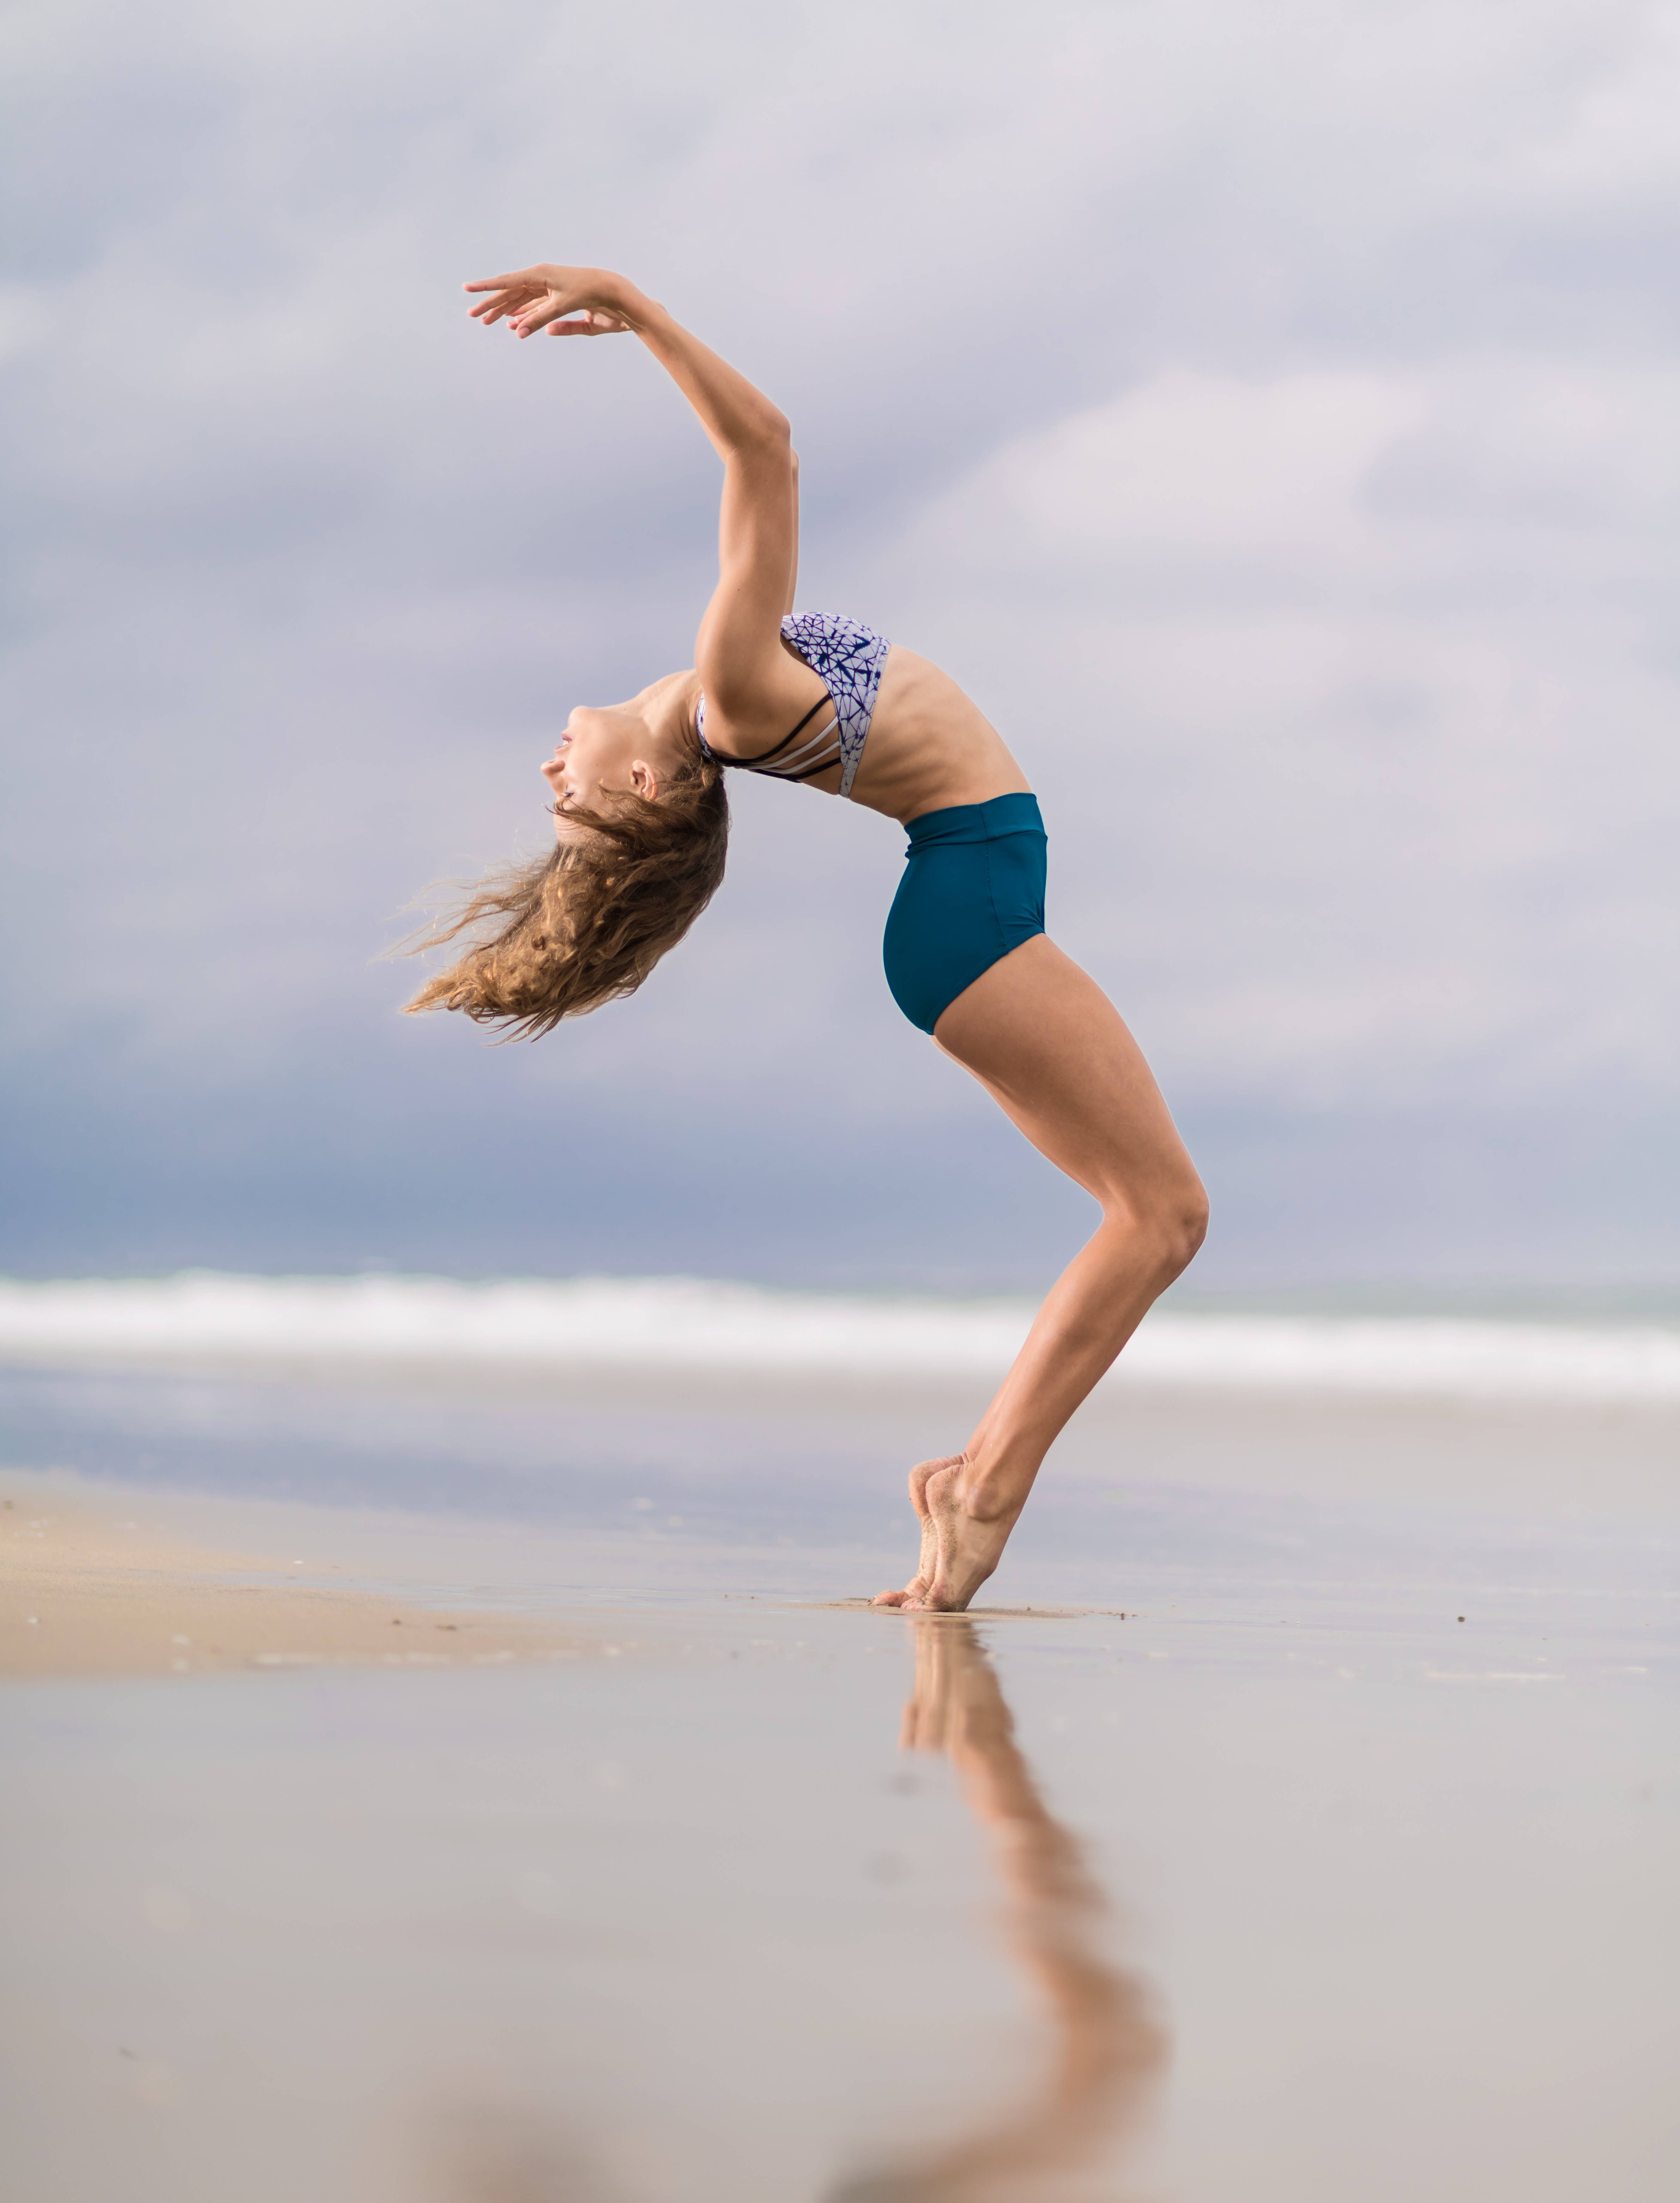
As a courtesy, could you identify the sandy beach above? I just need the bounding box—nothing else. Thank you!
[3,1345,1676,2203]
[0,1474,598,1680]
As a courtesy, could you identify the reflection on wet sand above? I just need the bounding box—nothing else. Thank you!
[432,2108,634,2203]
[438,1620,1166,2203]
[831,1619,1169,2202]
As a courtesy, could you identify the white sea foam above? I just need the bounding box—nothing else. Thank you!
[2,1272,1679,1403]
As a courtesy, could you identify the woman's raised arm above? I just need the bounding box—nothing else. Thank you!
[465,265,814,747]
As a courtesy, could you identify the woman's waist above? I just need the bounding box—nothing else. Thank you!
[900,791,1045,847]
[857,666,1029,819]
[855,752,1033,830]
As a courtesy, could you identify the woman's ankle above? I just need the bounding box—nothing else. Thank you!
[956,1451,1034,1523]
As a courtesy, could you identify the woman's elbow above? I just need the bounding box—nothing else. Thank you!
[739,408,791,456]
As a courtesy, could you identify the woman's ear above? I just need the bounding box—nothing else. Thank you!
[629,760,660,801]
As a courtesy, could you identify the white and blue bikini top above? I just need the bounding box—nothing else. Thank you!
[695,612,890,799]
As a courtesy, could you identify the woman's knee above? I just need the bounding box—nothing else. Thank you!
[1154,1179,1209,1279]
[1105,1172,1209,1281]
[1172,1176,1211,1272]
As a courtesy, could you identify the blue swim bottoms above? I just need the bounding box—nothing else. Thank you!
[882,792,1047,1035]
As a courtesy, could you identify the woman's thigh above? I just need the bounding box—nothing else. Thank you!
[931,934,1200,1213]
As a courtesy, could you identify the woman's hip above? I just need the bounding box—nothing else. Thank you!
[882,796,1047,1035]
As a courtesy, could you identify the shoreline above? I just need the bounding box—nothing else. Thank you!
[6,1367,1676,1680]
[0,1471,593,1681]
[6,1350,1677,1519]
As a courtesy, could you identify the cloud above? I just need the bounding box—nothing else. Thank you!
[2,0,1678,1273]
[883,353,1680,1107]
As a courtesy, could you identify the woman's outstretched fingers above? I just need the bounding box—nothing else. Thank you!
[462,267,635,339]
[463,275,539,320]
[463,273,580,335]
[464,269,544,297]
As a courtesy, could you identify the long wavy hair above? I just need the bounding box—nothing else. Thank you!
[403,760,729,1039]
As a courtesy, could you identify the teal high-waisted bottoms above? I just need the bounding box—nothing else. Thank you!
[883,793,1047,1034]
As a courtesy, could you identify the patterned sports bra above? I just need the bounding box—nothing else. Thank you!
[695,612,890,800]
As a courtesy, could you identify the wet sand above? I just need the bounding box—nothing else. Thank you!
[0,1477,592,1678]
[2,1381,1677,2203]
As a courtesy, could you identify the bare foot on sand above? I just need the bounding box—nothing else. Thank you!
[900,1458,1023,1613]
[871,1455,965,1608]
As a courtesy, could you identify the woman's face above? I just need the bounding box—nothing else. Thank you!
[541,674,697,840]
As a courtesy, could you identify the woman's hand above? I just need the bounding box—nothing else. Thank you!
[464,263,802,745]
[464,264,638,340]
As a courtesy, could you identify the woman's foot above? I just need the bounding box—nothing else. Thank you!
[871,1455,964,1608]
[901,1458,1023,1613]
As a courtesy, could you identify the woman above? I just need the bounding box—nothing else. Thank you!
[410,263,1208,1613]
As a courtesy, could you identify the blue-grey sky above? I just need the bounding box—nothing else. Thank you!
[3,0,1677,1286]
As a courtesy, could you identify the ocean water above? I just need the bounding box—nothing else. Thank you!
[4,1269,1680,1401]
[3,1272,1677,1617]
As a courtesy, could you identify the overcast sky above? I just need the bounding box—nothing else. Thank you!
[3,0,1677,1286]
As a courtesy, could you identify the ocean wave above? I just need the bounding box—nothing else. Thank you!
[2,1272,1679,1403]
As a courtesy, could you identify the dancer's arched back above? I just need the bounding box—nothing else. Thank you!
[408,263,1209,1612]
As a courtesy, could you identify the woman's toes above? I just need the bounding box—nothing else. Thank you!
[871,1457,963,1610]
